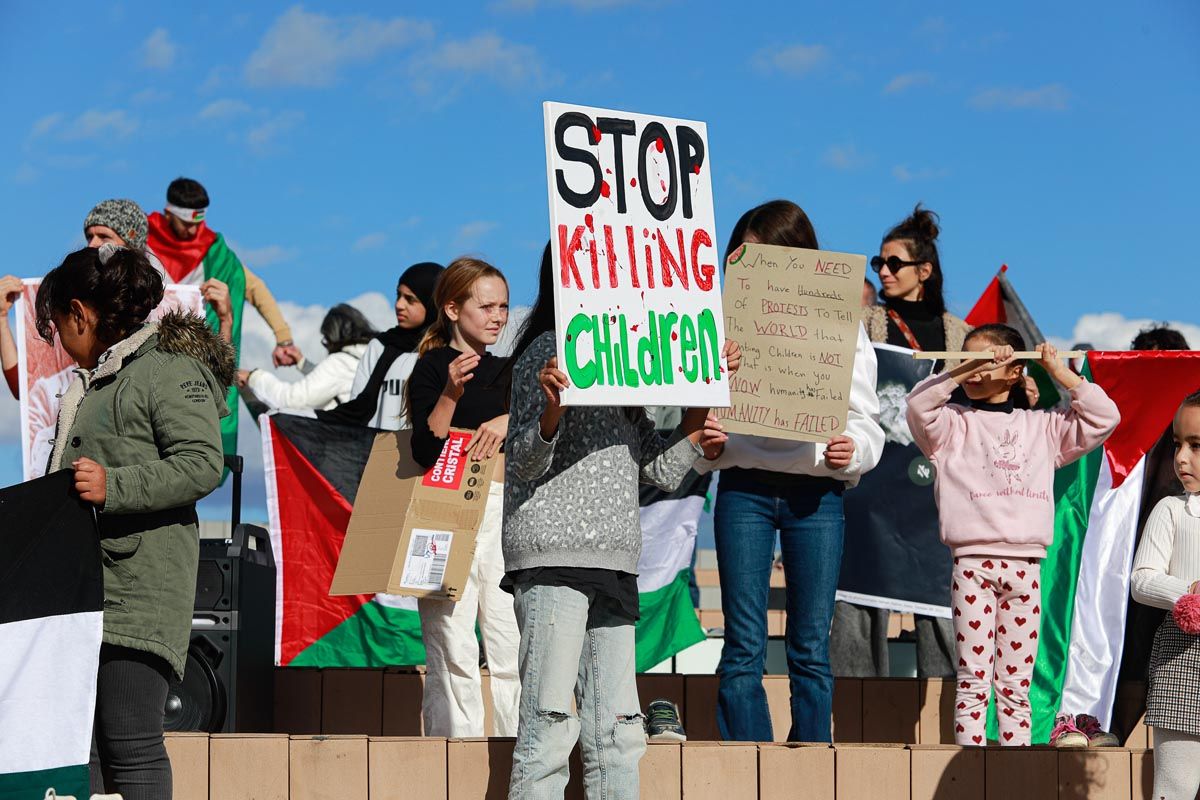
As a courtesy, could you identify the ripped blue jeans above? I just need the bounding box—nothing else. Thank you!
[508,582,645,800]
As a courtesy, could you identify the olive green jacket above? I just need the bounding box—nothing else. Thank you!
[48,312,235,678]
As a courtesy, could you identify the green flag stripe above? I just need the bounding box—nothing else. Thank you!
[202,234,247,462]
[289,600,425,668]
[0,764,89,800]
[635,568,706,672]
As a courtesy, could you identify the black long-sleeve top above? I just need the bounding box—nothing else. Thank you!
[407,345,511,468]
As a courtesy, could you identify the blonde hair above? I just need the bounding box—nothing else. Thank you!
[415,257,508,357]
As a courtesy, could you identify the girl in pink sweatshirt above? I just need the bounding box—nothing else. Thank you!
[906,324,1119,746]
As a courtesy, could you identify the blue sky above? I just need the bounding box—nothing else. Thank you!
[1,1,1198,512]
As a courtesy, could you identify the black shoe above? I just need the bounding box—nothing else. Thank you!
[645,699,687,741]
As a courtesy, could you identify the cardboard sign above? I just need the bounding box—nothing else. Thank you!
[15,280,204,479]
[543,101,729,407]
[716,243,865,442]
[329,428,500,601]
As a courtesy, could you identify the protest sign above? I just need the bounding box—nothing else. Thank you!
[543,101,728,406]
[716,243,865,442]
[16,280,203,480]
[329,428,502,602]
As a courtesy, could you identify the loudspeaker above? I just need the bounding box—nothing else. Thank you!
[165,457,276,732]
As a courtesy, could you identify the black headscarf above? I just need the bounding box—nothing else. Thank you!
[317,261,444,426]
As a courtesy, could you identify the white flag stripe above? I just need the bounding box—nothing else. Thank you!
[0,612,102,773]
[1061,456,1146,727]
[637,495,705,592]
[262,420,287,667]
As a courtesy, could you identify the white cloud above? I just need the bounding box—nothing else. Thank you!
[199,67,228,94]
[412,32,550,93]
[199,99,252,120]
[13,164,38,184]
[970,84,1069,111]
[493,0,640,10]
[892,164,949,182]
[822,143,870,171]
[245,5,433,88]
[353,232,388,252]
[452,220,499,251]
[141,28,177,69]
[246,110,305,151]
[884,71,933,94]
[752,43,829,77]
[29,112,64,139]
[132,88,171,105]
[1048,313,1200,352]
[60,110,138,140]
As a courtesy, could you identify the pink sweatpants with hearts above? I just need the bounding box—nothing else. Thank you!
[951,555,1041,747]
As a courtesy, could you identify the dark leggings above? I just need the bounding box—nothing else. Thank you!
[90,644,173,800]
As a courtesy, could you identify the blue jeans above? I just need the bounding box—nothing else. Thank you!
[508,582,646,800]
[714,469,845,742]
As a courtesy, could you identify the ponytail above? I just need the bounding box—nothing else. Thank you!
[36,245,164,345]
[882,204,946,316]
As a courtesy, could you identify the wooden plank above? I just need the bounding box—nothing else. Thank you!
[833,744,909,800]
[757,744,833,800]
[862,679,920,744]
[909,745,983,800]
[763,675,791,742]
[164,732,209,800]
[273,668,322,734]
[1129,749,1154,800]
[209,734,289,800]
[1058,749,1132,800]
[290,735,368,800]
[917,679,956,745]
[984,747,1057,800]
[381,669,424,736]
[446,738,515,800]
[694,569,720,587]
[831,678,863,743]
[680,742,758,800]
[368,737,447,800]
[913,350,1084,360]
[641,741,682,799]
[767,610,786,637]
[320,669,383,735]
[683,675,720,741]
[697,610,724,631]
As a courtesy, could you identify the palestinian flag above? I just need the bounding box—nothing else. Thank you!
[635,469,711,671]
[147,212,246,460]
[263,413,425,667]
[0,471,102,800]
[984,351,1200,742]
[966,264,1060,408]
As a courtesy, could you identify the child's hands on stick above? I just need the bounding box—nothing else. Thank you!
[1036,342,1083,390]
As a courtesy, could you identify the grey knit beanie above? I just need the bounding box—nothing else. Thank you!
[83,198,149,251]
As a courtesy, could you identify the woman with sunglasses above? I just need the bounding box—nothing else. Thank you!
[829,204,970,682]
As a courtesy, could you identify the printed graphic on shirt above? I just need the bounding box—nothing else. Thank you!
[970,427,1049,502]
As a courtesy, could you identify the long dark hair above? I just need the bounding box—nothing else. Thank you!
[724,200,818,261]
[882,204,946,316]
[36,246,164,345]
[510,242,554,365]
[964,323,1030,409]
[320,303,376,353]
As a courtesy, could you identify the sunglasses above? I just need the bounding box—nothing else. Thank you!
[870,255,924,274]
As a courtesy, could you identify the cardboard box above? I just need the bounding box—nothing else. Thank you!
[831,678,863,743]
[1130,748,1153,800]
[290,735,368,800]
[909,745,983,800]
[330,429,500,601]
[984,747,1057,800]
[382,669,424,736]
[641,741,682,799]
[683,675,720,741]
[209,734,289,800]
[763,675,791,742]
[918,678,957,745]
[368,737,447,800]
[861,679,920,744]
[680,742,758,800]
[833,744,909,800]
[757,744,833,800]
[273,667,323,734]
[164,732,209,800]
[1058,749,1132,800]
[446,737,515,800]
[321,668,383,735]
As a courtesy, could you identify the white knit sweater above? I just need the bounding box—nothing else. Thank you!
[1130,493,1200,610]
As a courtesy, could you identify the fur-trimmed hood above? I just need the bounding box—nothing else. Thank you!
[154,310,237,390]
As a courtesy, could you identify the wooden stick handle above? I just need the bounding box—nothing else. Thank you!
[913,351,1086,360]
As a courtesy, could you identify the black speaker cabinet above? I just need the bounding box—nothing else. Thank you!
[165,523,276,733]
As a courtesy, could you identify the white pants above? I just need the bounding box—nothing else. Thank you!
[419,481,520,737]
